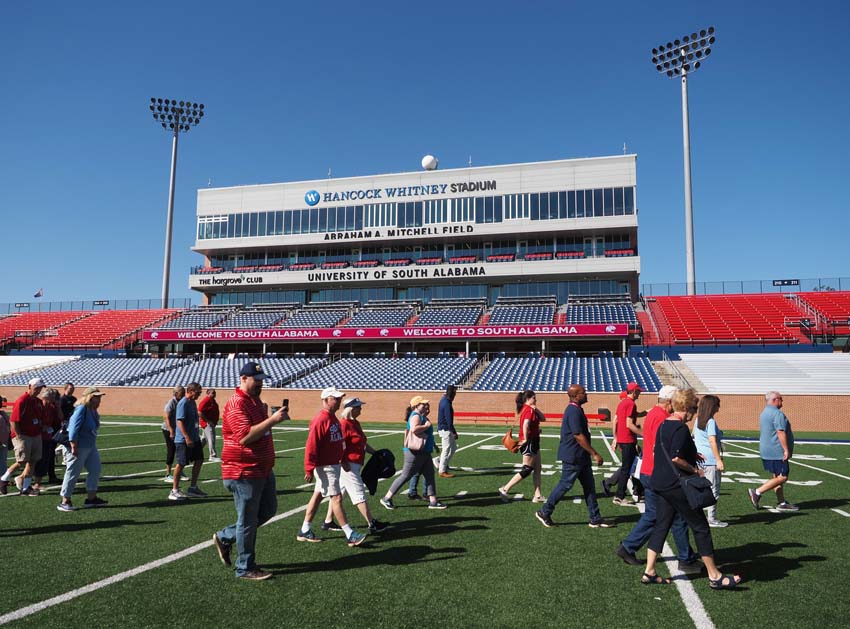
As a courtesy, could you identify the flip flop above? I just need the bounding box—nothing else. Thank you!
[709,574,742,590]
[641,573,671,585]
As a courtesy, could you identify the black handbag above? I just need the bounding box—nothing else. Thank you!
[658,422,717,510]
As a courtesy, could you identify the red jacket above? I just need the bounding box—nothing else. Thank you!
[304,409,344,473]
[341,417,368,466]
[198,395,220,429]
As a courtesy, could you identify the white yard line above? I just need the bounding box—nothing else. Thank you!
[0,501,311,626]
[831,508,850,518]
[598,430,620,465]
[663,546,716,629]
[724,442,850,481]
[455,490,468,497]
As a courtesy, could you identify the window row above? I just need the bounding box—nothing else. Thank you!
[197,187,636,240]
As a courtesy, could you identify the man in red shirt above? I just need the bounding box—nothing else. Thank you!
[296,387,367,547]
[198,389,221,462]
[603,382,646,505]
[212,363,287,581]
[615,385,699,573]
[1,378,46,495]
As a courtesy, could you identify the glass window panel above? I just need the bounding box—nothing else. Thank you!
[414,202,422,227]
[300,209,309,233]
[484,196,493,223]
[346,206,354,230]
[575,192,584,218]
[614,188,625,215]
[530,193,540,220]
[336,207,345,229]
[227,215,235,238]
[213,221,222,239]
[494,195,503,222]
[593,189,604,217]
[284,211,292,235]
[568,191,576,218]
[549,192,558,219]
[539,192,548,219]
[327,206,336,231]
[475,197,484,223]
[257,212,267,237]
[356,206,363,230]
[248,213,257,237]
[604,188,614,216]
[290,210,300,234]
[319,207,327,232]
[309,208,319,233]
[558,191,567,218]
[625,187,635,214]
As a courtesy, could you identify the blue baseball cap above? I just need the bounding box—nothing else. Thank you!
[240,362,270,380]
[344,397,365,408]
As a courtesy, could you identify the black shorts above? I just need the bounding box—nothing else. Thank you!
[520,437,540,457]
[176,442,204,466]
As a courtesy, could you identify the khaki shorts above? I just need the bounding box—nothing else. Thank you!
[12,435,42,464]
[340,462,367,505]
[313,464,342,497]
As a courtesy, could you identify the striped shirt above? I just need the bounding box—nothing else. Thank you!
[221,387,275,480]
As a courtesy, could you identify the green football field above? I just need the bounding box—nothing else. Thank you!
[3,417,849,628]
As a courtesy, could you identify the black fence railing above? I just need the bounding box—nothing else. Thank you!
[0,298,193,314]
[641,277,850,296]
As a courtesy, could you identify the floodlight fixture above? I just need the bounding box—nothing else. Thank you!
[650,26,716,295]
[149,97,206,308]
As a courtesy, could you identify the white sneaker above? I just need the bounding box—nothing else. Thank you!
[168,489,187,501]
[186,486,208,498]
[708,520,729,528]
[162,475,174,482]
[208,457,221,463]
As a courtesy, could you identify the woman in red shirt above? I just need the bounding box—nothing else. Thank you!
[33,388,63,493]
[499,390,545,503]
[320,398,388,535]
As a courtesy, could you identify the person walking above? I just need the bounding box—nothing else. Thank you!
[0,398,10,494]
[2,378,45,496]
[535,384,612,529]
[169,382,207,501]
[198,389,221,462]
[321,398,388,535]
[640,389,741,589]
[602,382,645,505]
[499,390,545,503]
[693,395,727,527]
[57,388,108,511]
[615,386,700,572]
[213,362,287,581]
[381,397,447,511]
[162,386,185,482]
[297,387,368,546]
[748,391,797,512]
[437,385,459,477]
[33,388,63,492]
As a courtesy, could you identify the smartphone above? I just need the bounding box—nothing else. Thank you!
[282,398,289,411]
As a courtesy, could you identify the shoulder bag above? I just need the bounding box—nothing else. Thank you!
[405,413,426,452]
[658,422,716,510]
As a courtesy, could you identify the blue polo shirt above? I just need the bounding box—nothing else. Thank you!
[558,402,590,466]
[759,405,793,460]
[175,397,199,444]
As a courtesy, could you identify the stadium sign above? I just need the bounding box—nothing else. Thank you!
[142,323,627,343]
[305,180,497,208]
[772,279,799,286]
[324,224,474,241]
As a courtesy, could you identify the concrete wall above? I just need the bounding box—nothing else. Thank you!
[2,385,847,433]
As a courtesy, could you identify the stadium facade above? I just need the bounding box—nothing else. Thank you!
[180,154,639,354]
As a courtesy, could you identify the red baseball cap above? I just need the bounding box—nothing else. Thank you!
[626,382,643,393]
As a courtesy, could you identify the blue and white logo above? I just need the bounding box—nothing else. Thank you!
[304,190,320,206]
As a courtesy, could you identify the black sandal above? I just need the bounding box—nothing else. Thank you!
[641,572,671,585]
[709,574,741,590]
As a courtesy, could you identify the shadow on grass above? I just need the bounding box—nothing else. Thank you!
[716,541,826,583]
[0,519,166,537]
[267,545,466,575]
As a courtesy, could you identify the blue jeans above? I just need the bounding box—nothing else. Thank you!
[621,473,696,561]
[60,446,101,499]
[541,461,602,523]
[218,474,278,576]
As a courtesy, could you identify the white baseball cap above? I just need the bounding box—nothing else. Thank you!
[320,386,345,400]
[658,385,678,400]
[28,377,46,388]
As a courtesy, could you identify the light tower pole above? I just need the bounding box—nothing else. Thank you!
[652,27,715,295]
[150,98,205,308]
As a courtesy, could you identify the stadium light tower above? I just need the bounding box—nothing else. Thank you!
[651,27,716,295]
[149,98,205,308]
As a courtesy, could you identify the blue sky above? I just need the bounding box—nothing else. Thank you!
[1,1,848,303]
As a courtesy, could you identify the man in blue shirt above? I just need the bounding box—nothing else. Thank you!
[170,382,208,501]
[749,390,797,512]
[437,385,458,478]
[536,384,613,529]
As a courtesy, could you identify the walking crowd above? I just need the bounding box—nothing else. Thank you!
[2,361,801,587]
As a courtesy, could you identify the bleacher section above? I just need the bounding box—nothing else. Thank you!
[29,309,175,349]
[216,305,298,329]
[0,357,191,387]
[128,356,325,388]
[646,294,808,345]
[0,311,89,344]
[679,353,850,395]
[414,298,485,327]
[275,303,352,328]
[473,354,661,392]
[565,298,637,325]
[798,291,850,332]
[489,296,557,325]
[288,356,477,390]
[344,301,416,328]
[156,309,231,330]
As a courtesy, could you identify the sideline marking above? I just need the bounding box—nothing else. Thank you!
[455,490,468,497]
[832,508,850,518]
[724,442,850,481]
[598,431,621,465]
[0,501,311,626]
